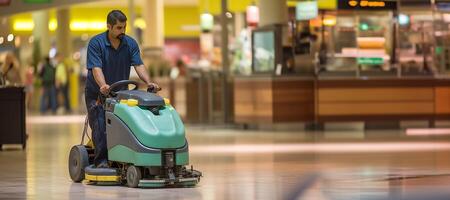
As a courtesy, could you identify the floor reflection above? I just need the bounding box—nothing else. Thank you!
[0,116,450,199]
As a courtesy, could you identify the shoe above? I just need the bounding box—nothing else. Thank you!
[96,160,109,168]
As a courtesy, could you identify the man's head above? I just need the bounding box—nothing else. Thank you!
[54,52,63,63]
[107,10,127,40]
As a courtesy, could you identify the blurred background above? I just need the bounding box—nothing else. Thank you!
[2,0,450,199]
[1,0,450,124]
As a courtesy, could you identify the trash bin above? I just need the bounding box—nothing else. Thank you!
[0,86,26,150]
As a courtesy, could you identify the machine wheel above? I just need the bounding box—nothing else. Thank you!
[69,145,89,182]
[126,165,142,188]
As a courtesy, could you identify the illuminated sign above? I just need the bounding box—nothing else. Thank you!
[200,12,214,32]
[398,14,410,26]
[296,1,318,21]
[338,0,397,10]
[0,0,10,6]
[357,57,384,65]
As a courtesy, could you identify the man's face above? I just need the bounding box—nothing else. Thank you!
[108,20,126,40]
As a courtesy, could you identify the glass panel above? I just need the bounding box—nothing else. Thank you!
[253,31,275,73]
[397,11,435,75]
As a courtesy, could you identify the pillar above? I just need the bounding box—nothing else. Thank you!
[257,0,288,27]
[56,8,71,58]
[142,0,164,49]
[32,10,50,57]
[128,0,136,39]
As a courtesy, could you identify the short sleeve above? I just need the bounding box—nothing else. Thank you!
[129,39,143,66]
[86,39,103,69]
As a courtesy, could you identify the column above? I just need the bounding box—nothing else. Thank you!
[56,8,71,58]
[257,0,288,27]
[32,10,50,56]
[142,0,164,50]
[128,0,136,39]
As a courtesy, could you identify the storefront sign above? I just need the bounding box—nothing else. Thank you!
[23,0,51,3]
[0,0,10,6]
[338,0,397,10]
[296,1,318,21]
[357,57,384,65]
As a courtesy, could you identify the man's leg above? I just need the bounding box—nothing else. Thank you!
[85,91,108,167]
[49,86,57,114]
[40,87,48,113]
[63,84,71,112]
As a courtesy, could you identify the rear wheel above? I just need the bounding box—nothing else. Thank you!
[126,165,142,188]
[68,145,89,182]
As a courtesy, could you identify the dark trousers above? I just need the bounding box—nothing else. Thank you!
[58,84,71,112]
[40,85,57,114]
[85,90,107,166]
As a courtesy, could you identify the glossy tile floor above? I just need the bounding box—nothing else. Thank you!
[2,116,450,199]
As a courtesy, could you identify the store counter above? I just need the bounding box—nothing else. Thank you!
[233,76,450,124]
[233,76,315,124]
[316,77,450,122]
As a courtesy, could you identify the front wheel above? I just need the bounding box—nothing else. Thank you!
[126,165,142,188]
[68,145,89,182]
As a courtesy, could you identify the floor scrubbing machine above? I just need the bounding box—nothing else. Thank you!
[68,80,201,188]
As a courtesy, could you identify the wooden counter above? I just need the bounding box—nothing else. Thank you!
[233,76,315,123]
[233,76,450,124]
[317,78,450,122]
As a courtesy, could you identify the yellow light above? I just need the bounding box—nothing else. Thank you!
[70,21,106,31]
[134,18,146,29]
[13,20,106,31]
[14,21,34,31]
[0,37,4,44]
[323,17,336,26]
[49,19,57,31]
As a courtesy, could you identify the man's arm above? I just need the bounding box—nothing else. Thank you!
[134,64,160,91]
[134,64,150,84]
[92,67,109,94]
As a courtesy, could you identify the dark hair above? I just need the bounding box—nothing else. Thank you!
[107,10,127,26]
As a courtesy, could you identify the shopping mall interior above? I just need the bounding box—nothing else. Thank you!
[2,0,450,199]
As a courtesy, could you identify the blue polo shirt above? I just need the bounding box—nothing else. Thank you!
[85,31,143,96]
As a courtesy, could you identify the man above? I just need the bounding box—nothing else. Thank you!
[86,10,159,168]
[54,53,71,113]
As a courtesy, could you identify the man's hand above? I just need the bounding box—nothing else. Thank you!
[147,82,161,93]
[100,84,110,95]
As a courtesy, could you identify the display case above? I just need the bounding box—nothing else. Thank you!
[251,25,284,74]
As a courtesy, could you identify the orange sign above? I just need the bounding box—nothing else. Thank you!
[339,0,396,10]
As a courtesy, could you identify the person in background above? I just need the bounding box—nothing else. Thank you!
[1,52,22,86]
[39,57,57,114]
[54,53,71,113]
[170,59,187,79]
[24,61,35,110]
